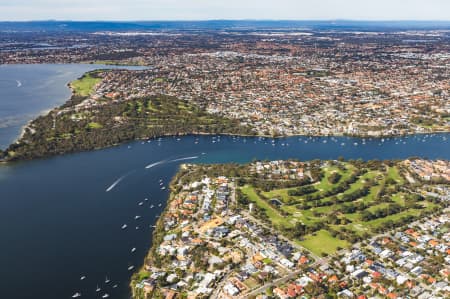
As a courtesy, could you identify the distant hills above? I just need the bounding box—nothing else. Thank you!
[1,20,450,32]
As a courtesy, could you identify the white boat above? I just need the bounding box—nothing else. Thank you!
[113,284,118,288]
[96,285,101,292]
[135,226,139,230]
[105,277,110,283]
[161,187,166,190]
[159,182,164,186]
[138,202,143,206]
[158,203,162,207]
[150,205,154,208]
[134,215,141,220]
[128,265,135,271]
[131,247,136,253]
[72,292,81,298]
[80,276,86,280]
[150,225,156,228]
[102,294,110,298]
[144,198,149,201]
[121,224,127,229]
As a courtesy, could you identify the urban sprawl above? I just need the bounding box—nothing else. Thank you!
[131,158,450,299]
[2,25,450,299]
[2,28,449,137]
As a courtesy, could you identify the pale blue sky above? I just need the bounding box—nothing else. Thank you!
[0,0,449,21]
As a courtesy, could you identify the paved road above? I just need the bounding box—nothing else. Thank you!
[237,270,303,299]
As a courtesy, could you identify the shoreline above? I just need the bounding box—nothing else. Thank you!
[2,128,450,165]
[129,159,450,299]
[2,66,449,162]
[2,130,449,165]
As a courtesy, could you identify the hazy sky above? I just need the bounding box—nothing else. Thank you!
[0,0,449,21]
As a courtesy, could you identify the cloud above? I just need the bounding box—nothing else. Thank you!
[0,0,449,21]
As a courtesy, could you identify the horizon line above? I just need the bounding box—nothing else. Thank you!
[2,19,450,23]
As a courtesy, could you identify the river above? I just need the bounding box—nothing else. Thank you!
[0,65,449,299]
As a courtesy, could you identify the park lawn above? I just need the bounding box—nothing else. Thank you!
[315,166,341,191]
[346,223,370,235]
[319,170,380,205]
[262,163,354,202]
[365,209,423,229]
[298,229,349,256]
[70,72,102,97]
[365,202,391,213]
[344,212,361,222]
[387,166,404,184]
[263,163,364,206]
[359,184,383,204]
[146,100,160,112]
[420,201,439,210]
[315,163,353,191]
[392,193,406,205]
[281,205,317,226]
[241,185,293,228]
[86,122,103,129]
[263,187,300,204]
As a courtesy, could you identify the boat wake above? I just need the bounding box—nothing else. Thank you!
[106,171,135,192]
[169,156,199,163]
[145,159,167,169]
[144,156,199,170]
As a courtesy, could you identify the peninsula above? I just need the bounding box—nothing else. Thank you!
[0,70,252,161]
[1,24,450,161]
[131,158,450,299]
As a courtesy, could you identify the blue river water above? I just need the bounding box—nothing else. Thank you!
[0,65,449,299]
